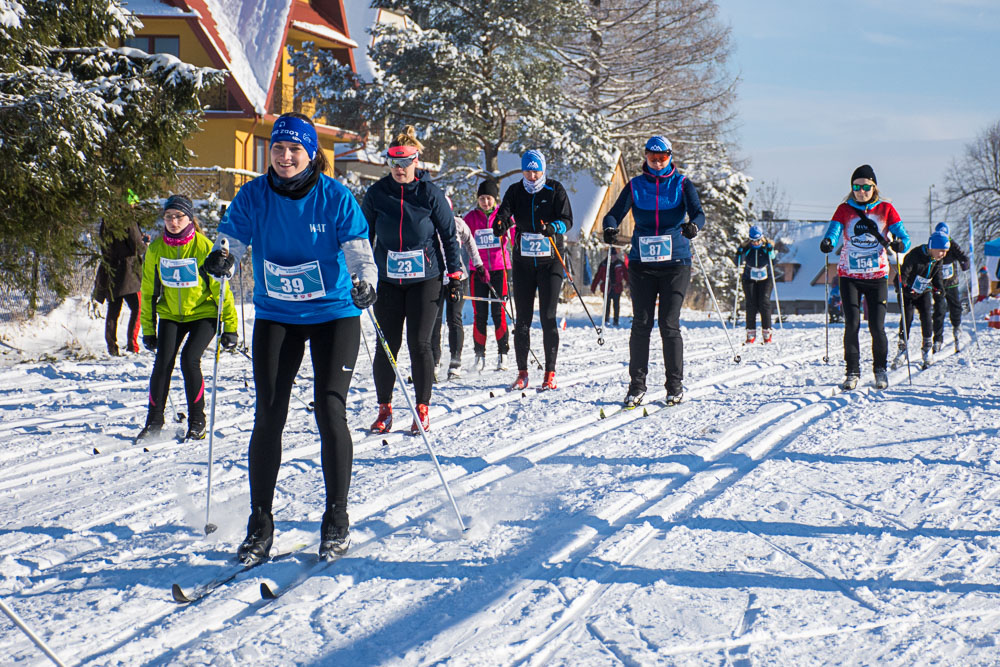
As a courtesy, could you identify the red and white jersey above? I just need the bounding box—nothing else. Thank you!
[830,200,901,280]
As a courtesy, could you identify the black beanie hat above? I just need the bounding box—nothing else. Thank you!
[163,194,195,219]
[851,164,877,184]
[477,179,499,200]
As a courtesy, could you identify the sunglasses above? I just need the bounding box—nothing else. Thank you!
[647,151,672,160]
[388,156,417,169]
[852,184,874,192]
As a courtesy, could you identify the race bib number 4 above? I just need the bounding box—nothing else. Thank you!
[474,227,500,250]
[638,235,672,262]
[386,249,426,279]
[749,266,768,281]
[847,250,880,273]
[263,259,326,301]
[159,257,199,289]
[520,233,551,257]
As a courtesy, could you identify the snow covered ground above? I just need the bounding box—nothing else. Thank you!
[2,296,1000,665]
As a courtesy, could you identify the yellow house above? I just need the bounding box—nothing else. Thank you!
[125,0,361,197]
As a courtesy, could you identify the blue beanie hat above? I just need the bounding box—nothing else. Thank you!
[271,115,318,160]
[934,222,950,235]
[749,225,763,240]
[521,150,545,172]
[928,232,951,250]
[645,136,672,152]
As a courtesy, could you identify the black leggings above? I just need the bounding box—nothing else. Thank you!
[840,276,888,374]
[742,278,772,330]
[628,263,691,394]
[902,290,934,343]
[248,317,360,517]
[373,277,442,405]
[471,271,510,354]
[148,318,215,421]
[106,292,140,352]
[512,260,563,372]
[933,287,962,341]
[432,278,466,365]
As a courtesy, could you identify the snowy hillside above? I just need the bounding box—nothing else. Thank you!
[2,297,1000,665]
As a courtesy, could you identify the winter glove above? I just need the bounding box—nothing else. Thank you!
[681,222,698,239]
[143,335,157,352]
[203,249,235,278]
[474,264,490,284]
[220,332,238,350]
[492,217,509,238]
[540,221,557,237]
[889,238,905,253]
[447,272,465,303]
[350,279,377,309]
[960,259,970,272]
[819,238,834,254]
[603,227,618,244]
[764,242,774,252]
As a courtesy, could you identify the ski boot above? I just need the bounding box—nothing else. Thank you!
[932,339,943,354]
[319,505,350,560]
[370,403,392,434]
[623,385,645,410]
[474,351,486,373]
[840,373,860,391]
[447,354,463,380]
[410,403,430,434]
[745,329,756,344]
[665,387,684,405]
[236,506,273,565]
[135,412,165,444]
[762,329,773,344]
[540,371,558,391]
[890,340,907,370]
[874,369,889,390]
[920,338,932,370]
[185,413,207,441]
[953,327,961,353]
[496,353,508,371]
[510,370,530,391]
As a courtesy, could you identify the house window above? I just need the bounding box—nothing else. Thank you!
[124,36,180,57]
[254,137,269,174]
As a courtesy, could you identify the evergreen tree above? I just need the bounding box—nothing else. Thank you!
[0,0,222,298]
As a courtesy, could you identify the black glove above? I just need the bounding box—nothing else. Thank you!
[143,335,157,351]
[492,217,509,238]
[220,332,238,350]
[960,260,970,272]
[203,249,235,278]
[889,238,905,253]
[447,277,465,303]
[350,280,377,309]
[603,227,617,244]
[540,221,557,238]
[820,238,834,254]
[474,264,490,284]
[681,222,698,239]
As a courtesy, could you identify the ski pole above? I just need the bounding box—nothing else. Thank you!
[237,256,249,353]
[166,388,185,423]
[465,295,507,304]
[893,251,913,385]
[0,597,67,667]
[551,241,603,345]
[203,238,229,535]
[693,243,741,364]
[354,277,466,532]
[767,252,785,331]
[823,253,830,364]
[485,279,542,370]
[731,255,741,326]
[599,244,612,339]
[964,268,981,351]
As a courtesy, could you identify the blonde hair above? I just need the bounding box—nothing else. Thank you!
[390,125,424,151]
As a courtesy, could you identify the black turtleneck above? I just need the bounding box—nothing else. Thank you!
[267,164,321,200]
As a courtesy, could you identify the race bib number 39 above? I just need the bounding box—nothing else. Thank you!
[749,266,768,281]
[475,227,500,250]
[520,233,552,258]
[386,249,426,279]
[638,235,672,262]
[159,257,199,289]
[263,259,326,301]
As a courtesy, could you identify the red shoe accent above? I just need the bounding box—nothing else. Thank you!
[510,371,529,390]
[540,371,557,390]
[762,329,773,344]
[410,403,430,434]
[370,403,392,433]
[745,331,756,344]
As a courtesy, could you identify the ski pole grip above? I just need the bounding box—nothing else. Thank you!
[351,274,360,288]
[220,237,229,255]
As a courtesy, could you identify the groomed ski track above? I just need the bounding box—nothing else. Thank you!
[2,299,1000,665]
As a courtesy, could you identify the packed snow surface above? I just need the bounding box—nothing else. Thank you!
[2,297,1000,665]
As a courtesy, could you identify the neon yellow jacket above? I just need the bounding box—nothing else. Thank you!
[140,231,238,336]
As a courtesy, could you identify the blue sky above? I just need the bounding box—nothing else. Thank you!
[713,0,1000,226]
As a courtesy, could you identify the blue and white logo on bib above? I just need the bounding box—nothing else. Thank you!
[386,249,426,279]
[520,233,551,257]
[940,263,954,280]
[912,275,932,294]
[159,257,199,289]
[750,266,768,281]
[638,234,672,262]
[263,259,326,301]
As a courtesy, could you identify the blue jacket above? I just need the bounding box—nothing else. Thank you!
[737,241,775,281]
[218,173,368,324]
[603,164,706,266]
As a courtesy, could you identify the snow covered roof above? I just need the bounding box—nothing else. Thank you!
[291,20,356,47]
[121,0,195,17]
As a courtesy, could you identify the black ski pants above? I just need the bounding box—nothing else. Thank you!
[932,287,962,342]
[148,318,215,422]
[373,277,442,405]
[512,259,563,372]
[628,263,691,395]
[106,292,140,353]
[840,276,888,374]
[741,277,773,331]
[471,271,510,354]
[432,278,466,365]
[248,317,359,521]
[901,289,934,344]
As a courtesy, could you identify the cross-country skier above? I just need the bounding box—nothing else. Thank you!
[736,224,775,344]
[465,180,513,371]
[137,194,237,443]
[204,112,378,563]
[591,247,628,327]
[893,231,948,370]
[820,164,910,390]
[362,126,463,433]
[929,222,970,352]
[601,136,706,408]
[493,150,573,391]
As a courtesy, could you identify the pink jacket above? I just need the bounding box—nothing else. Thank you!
[464,207,514,272]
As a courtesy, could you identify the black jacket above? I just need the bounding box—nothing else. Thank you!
[94,219,146,301]
[495,179,573,265]
[362,171,462,285]
[899,245,945,295]
[940,241,970,288]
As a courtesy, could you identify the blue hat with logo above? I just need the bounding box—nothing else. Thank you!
[270,115,318,160]
[934,222,950,235]
[928,232,951,250]
[749,225,763,240]
[645,136,672,153]
[521,150,545,172]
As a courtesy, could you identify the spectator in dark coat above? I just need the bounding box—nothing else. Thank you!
[93,215,146,355]
[591,247,628,326]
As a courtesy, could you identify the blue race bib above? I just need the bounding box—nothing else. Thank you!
[159,257,199,289]
[750,266,768,281]
[638,235,672,262]
[475,227,500,250]
[386,249,426,279]
[263,259,326,301]
[520,233,551,258]
[847,249,880,273]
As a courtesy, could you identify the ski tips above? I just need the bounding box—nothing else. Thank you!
[599,408,606,419]
[204,523,218,535]
[489,391,495,398]
[381,439,389,447]
[521,392,526,398]
[143,447,150,452]
[92,447,100,455]
[260,582,277,600]
[171,583,192,604]
[642,407,648,417]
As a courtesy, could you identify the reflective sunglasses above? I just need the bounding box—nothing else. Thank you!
[852,184,874,192]
[388,156,417,169]
[646,151,672,160]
